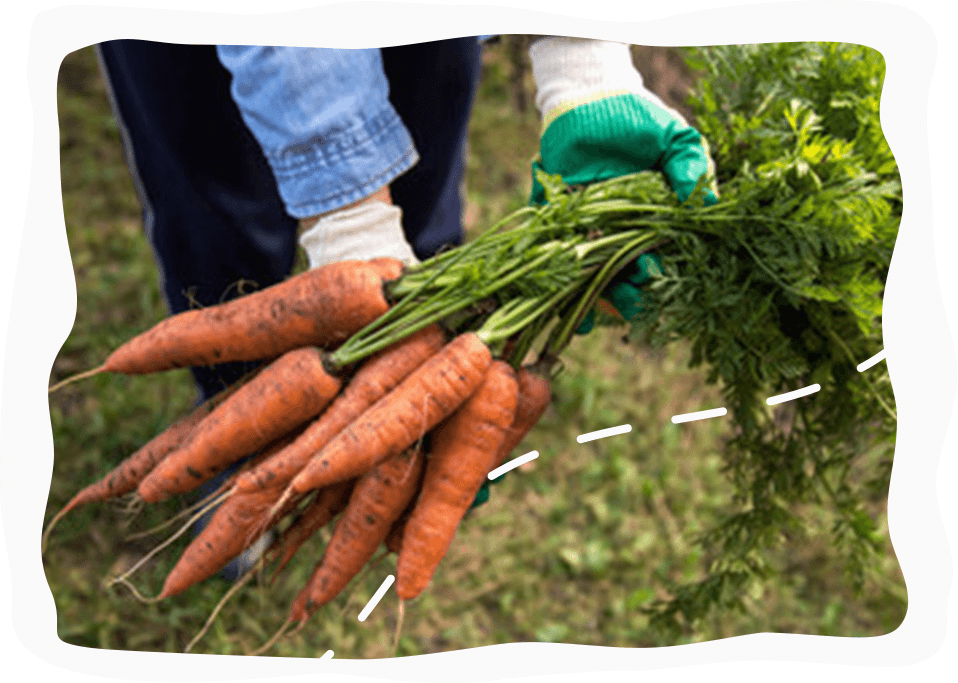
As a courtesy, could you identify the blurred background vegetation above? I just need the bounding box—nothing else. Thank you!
[45,37,906,658]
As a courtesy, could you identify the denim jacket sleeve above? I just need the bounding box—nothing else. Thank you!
[215,45,420,218]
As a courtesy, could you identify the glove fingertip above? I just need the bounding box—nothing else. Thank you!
[575,309,596,335]
[470,480,491,509]
[610,282,645,323]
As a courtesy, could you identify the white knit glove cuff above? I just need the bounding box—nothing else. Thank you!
[528,37,684,127]
[298,200,419,270]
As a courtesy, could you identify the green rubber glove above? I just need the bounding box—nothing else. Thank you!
[574,252,662,334]
[469,469,508,511]
[527,38,717,332]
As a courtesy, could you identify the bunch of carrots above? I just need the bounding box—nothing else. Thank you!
[45,170,709,652]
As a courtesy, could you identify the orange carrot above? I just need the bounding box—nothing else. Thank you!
[97,258,400,376]
[381,365,548,560]
[266,479,356,580]
[234,324,446,495]
[396,360,518,601]
[281,333,493,504]
[41,373,260,552]
[156,428,308,599]
[137,347,341,503]
[291,445,426,625]
[494,362,552,467]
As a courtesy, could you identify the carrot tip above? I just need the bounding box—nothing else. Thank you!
[41,500,78,554]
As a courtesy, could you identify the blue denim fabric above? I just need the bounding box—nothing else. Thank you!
[215,39,496,219]
[216,46,421,218]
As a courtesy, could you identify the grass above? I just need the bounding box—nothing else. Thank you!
[44,40,906,658]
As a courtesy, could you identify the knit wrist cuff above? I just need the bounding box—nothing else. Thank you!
[298,200,419,269]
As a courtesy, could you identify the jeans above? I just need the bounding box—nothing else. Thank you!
[96,38,484,577]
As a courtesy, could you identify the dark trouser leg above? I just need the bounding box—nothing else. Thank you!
[380,37,484,259]
[97,41,300,578]
[96,40,299,404]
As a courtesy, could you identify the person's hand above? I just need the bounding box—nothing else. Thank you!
[527,38,718,330]
[297,185,420,269]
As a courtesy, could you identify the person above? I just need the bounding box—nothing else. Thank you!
[95,35,716,579]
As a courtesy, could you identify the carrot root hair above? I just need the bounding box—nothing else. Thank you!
[185,556,263,654]
[108,575,163,604]
[41,501,79,555]
[124,481,233,542]
[104,489,231,590]
[393,598,406,657]
[251,616,295,657]
[48,364,106,394]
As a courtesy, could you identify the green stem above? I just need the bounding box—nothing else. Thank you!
[477,286,577,346]
[547,233,661,355]
[386,218,507,299]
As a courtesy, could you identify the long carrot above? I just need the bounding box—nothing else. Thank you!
[155,427,309,600]
[291,445,426,625]
[279,332,493,508]
[385,364,549,558]
[137,346,342,503]
[234,324,446,495]
[396,360,518,601]
[266,479,356,580]
[53,258,401,387]
[41,371,260,553]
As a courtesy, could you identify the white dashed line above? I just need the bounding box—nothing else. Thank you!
[488,451,538,480]
[857,349,886,372]
[766,384,821,406]
[576,424,632,443]
[671,407,727,424]
[358,575,394,622]
[320,650,334,660]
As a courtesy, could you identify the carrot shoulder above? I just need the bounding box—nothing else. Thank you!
[396,360,518,601]
[234,323,446,495]
[284,332,493,500]
[291,445,426,625]
[101,258,400,376]
[137,346,341,503]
